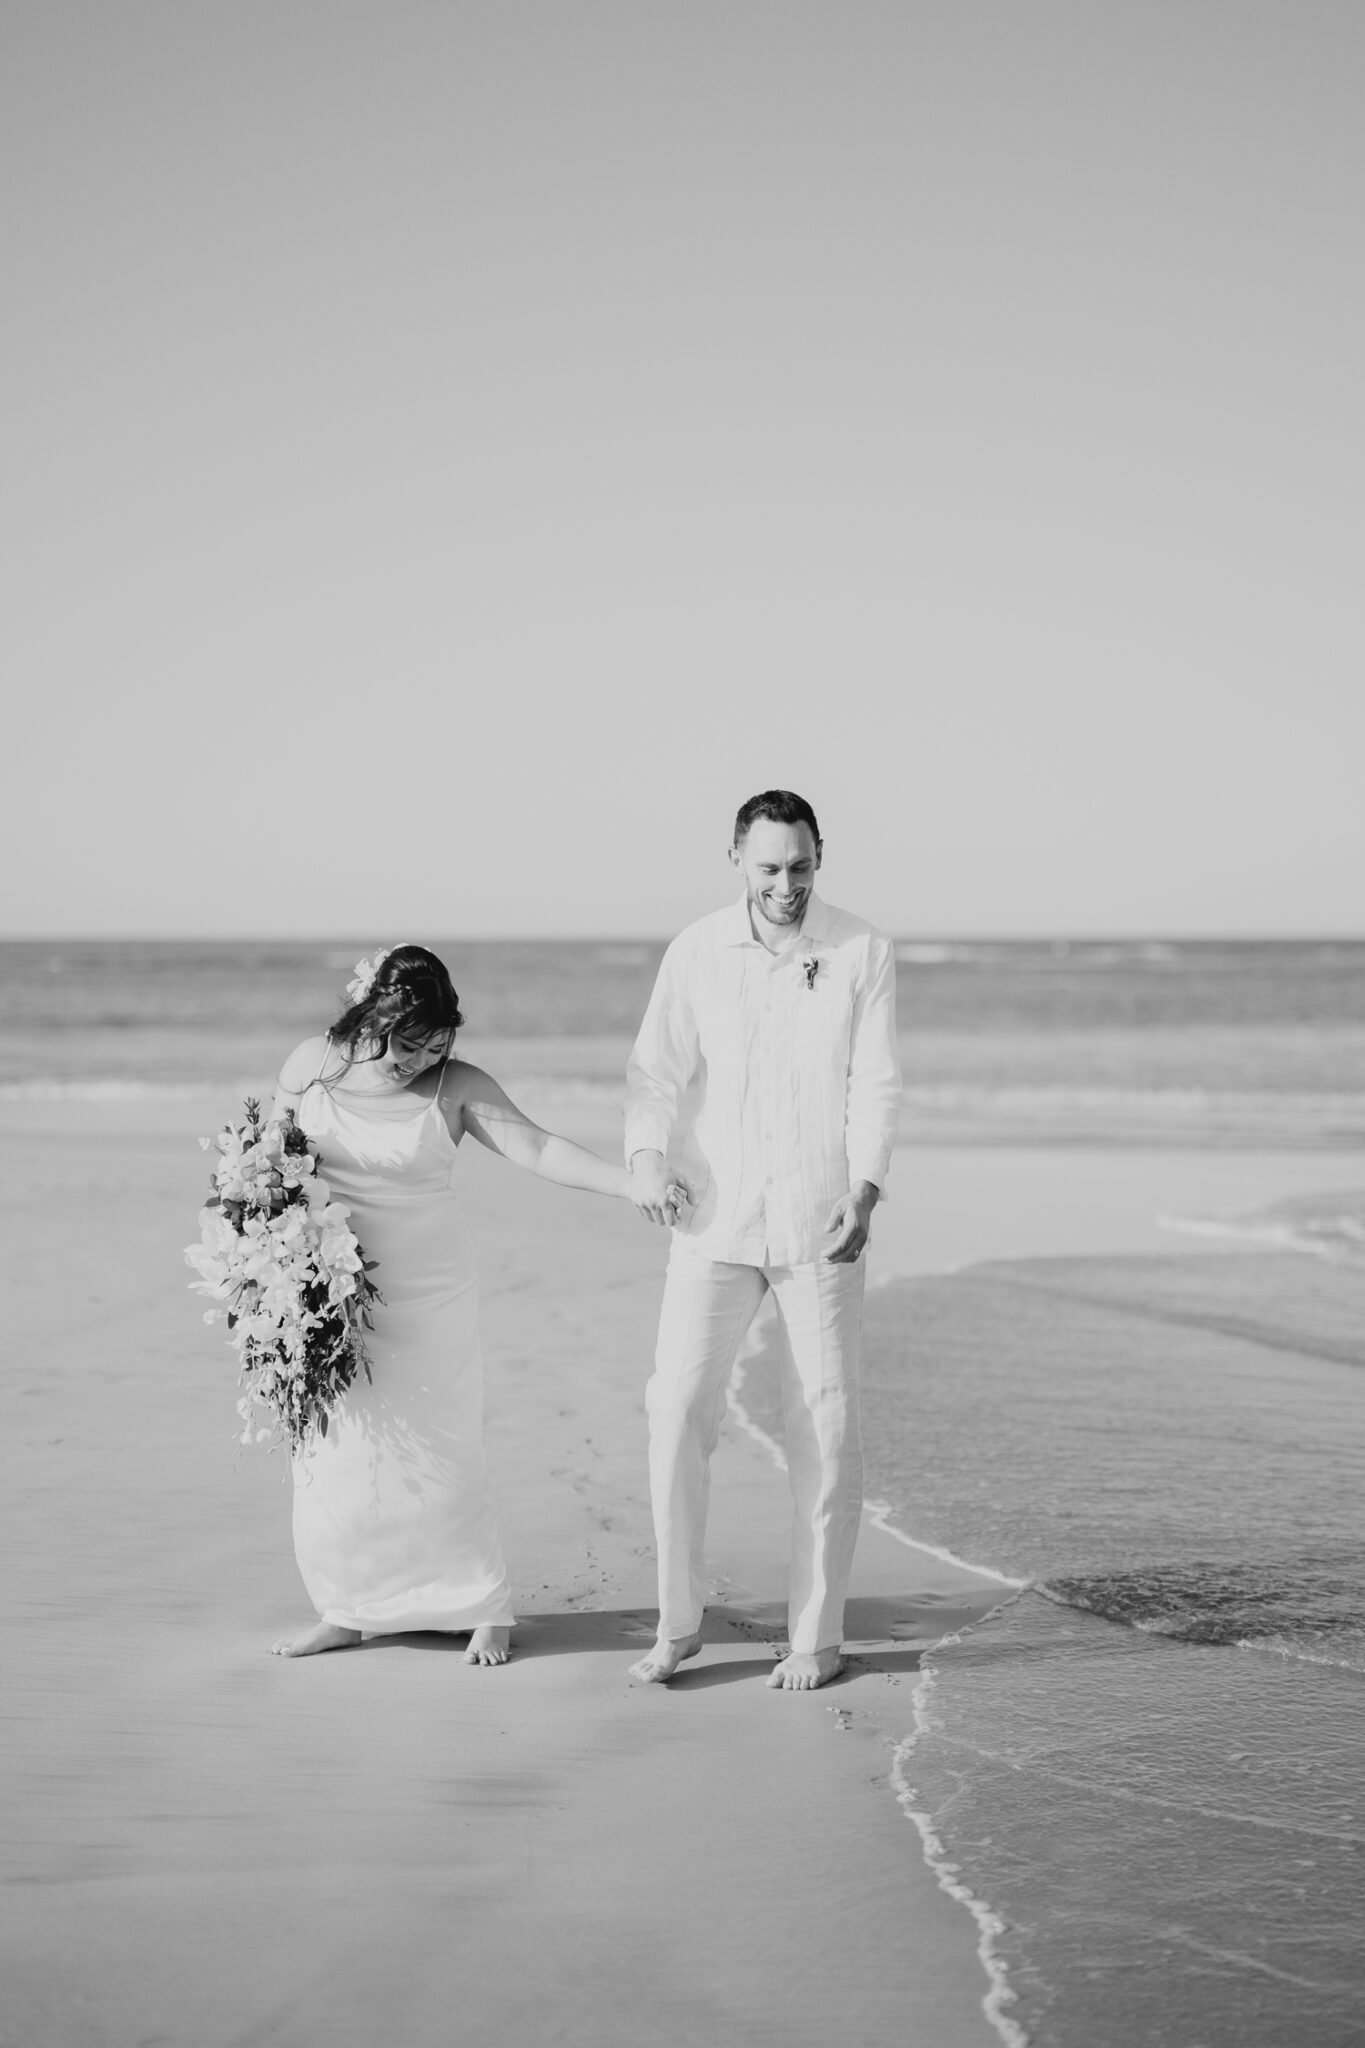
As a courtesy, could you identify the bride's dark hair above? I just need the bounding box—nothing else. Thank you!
[328,945,465,1070]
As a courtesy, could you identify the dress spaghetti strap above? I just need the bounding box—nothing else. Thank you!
[306,1034,340,1096]
[430,1050,452,1117]
[280,1034,346,1102]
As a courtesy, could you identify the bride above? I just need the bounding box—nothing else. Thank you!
[268,943,669,1665]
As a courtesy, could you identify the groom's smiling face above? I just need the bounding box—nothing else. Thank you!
[731,818,822,931]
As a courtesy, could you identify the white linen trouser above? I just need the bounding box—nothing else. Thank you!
[646,1246,866,1654]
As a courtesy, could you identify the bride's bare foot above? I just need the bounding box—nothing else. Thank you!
[766,1647,845,1690]
[465,1625,511,1665]
[629,1630,703,1683]
[270,1621,362,1658]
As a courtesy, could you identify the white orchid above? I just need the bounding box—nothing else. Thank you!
[200,1208,237,1256]
[184,1244,234,1297]
[269,1206,310,1247]
[320,1226,362,1277]
[212,1158,249,1201]
[345,948,391,1006]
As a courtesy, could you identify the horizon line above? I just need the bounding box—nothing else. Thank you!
[3,930,1365,947]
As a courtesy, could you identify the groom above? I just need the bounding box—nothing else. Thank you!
[625,790,902,1689]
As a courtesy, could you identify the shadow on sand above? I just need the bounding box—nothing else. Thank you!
[331,1594,932,1684]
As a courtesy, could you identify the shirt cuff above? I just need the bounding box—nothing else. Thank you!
[624,1113,672,1164]
[849,1154,894,1197]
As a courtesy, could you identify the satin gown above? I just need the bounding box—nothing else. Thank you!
[291,1064,513,1634]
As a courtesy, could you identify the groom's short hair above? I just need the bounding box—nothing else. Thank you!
[733,789,822,847]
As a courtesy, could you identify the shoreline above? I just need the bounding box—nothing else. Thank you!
[727,1315,1029,2045]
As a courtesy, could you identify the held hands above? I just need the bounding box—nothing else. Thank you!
[630,1153,871,1249]
[823,1183,879,1263]
[629,1150,693,1228]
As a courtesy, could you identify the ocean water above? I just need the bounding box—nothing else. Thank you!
[4,937,1365,1145]
[1166,1186,1365,1264]
[0,939,667,1093]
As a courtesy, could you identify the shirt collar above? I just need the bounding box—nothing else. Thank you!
[800,892,831,943]
[721,890,831,948]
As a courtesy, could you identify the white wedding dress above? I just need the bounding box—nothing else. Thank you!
[291,1061,513,1634]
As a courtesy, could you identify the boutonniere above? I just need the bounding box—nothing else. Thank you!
[801,953,820,991]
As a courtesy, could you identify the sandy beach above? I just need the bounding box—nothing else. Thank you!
[9,1072,1365,2047]
[3,1098,1009,2048]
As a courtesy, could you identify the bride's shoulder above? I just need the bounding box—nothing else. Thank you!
[439,1056,512,1108]
[441,1054,492,1095]
[278,1034,335,1091]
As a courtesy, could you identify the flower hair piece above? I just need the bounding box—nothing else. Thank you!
[345,948,391,1006]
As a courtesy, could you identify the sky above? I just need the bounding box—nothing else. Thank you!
[3,2,1362,938]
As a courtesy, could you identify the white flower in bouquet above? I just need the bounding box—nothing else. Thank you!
[270,1207,311,1252]
[213,1156,250,1203]
[320,1213,362,1272]
[200,1207,237,1258]
[184,1237,235,1304]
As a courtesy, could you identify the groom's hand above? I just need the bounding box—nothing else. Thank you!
[823,1182,878,1263]
[629,1150,691,1227]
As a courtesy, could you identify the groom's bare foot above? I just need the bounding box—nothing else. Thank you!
[629,1630,703,1683]
[766,1647,845,1690]
[465,1625,511,1665]
[270,1621,362,1658]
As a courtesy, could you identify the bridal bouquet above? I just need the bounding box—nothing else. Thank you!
[185,1098,381,1455]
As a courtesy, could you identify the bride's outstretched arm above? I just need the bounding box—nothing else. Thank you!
[453,1065,684,1217]
[458,1070,627,1197]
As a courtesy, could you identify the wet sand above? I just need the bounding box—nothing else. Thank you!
[3,1099,1006,2048]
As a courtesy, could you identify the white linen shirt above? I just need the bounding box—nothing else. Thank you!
[624,892,902,1267]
